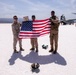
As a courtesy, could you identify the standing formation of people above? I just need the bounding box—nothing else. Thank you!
[11,11,60,54]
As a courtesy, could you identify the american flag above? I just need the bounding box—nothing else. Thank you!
[19,18,51,39]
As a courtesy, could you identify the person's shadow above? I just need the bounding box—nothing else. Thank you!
[8,51,67,66]
[8,51,22,65]
[31,68,40,73]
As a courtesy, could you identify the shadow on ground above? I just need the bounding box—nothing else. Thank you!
[31,68,40,73]
[8,51,67,66]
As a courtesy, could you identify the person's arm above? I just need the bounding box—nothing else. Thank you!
[52,17,60,24]
[19,23,22,27]
[11,24,17,36]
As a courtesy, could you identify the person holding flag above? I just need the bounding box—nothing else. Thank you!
[12,15,24,53]
[49,11,60,54]
[30,15,38,52]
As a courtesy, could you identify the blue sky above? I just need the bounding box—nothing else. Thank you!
[0,0,76,19]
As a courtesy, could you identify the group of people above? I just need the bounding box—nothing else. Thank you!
[11,11,60,54]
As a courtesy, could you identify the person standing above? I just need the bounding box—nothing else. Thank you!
[30,15,38,52]
[12,15,24,53]
[49,11,60,54]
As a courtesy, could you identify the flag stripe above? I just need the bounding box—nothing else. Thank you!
[19,30,50,35]
[33,21,50,25]
[33,18,49,22]
[19,31,50,39]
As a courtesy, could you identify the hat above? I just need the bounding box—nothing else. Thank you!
[32,15,35,18]
[13,15,18,19]
[51,11,55,14]
[23,16,29,21]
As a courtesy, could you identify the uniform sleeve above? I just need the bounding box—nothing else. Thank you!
[49,17,52,25]
[52,17,60,24]
[11,24,17,36]
[18,23,22,27]
[56,17,59,21]
[56,17,60,26]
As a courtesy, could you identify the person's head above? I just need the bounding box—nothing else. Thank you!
[13,15,18,23]
[23,16,29,21]
[32,15,36,21]
[51,11,55,16]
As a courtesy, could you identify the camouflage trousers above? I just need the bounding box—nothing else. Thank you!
[13,35,22,49]
[50,30,58,50]
[30,38,38,49]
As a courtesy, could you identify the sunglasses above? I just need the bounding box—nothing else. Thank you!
[14,18,18,20]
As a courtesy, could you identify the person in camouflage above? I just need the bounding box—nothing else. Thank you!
[49,11,60,54]
[12,15,24,53]
[30,15,38,52]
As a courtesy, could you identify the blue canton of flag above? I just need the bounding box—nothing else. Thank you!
[21,21,33,31]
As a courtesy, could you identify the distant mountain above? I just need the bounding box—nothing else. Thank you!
[0,18,76,24]
[0,18,23,23]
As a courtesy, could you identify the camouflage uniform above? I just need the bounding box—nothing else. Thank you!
[30,15,38,52]
[50,16,60,50]
[30,38,38,49]
[12,22,22,50]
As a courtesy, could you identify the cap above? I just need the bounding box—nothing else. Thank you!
[32,15,35,18]
[51,11,55,14]
[13,15,18,19]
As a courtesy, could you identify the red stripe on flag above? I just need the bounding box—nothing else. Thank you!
[33,19,49,22]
